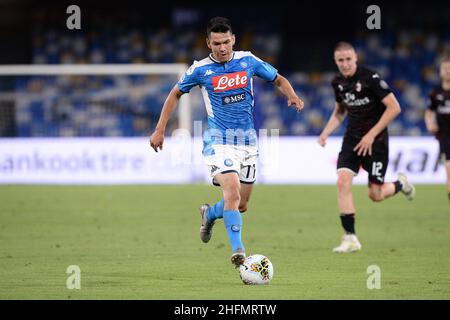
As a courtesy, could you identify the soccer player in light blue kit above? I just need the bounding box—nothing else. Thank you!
[150,17,304,268]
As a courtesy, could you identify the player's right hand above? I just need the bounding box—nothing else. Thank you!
[150,130,164,152]
[288,96,305,112]
[318,133,327,147]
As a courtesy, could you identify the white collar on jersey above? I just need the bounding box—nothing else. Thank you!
[209,51,235,64]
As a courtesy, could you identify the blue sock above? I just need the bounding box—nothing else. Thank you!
[207,199,224,222]
[223,210,244,252]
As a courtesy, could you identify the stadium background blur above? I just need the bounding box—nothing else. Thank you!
[0,0,449,138]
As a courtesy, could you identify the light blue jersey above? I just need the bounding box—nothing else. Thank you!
[177,51,278,155]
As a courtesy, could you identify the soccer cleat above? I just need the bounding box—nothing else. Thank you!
[397,172,415,201]
[231,248,246,268]
[199,204,215,243]
[332,234,362,253]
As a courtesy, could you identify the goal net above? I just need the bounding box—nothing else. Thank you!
[0,64,200,138]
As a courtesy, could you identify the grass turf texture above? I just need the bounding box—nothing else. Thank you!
[0,185,449,299]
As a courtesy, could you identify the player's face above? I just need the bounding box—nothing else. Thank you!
[334,49,358,78]
[440,61,450,82]
[207,31,235,63]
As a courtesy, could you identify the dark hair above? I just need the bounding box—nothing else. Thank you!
[441,56,450,64]
[334,41,355,52]
[206,17,232,37]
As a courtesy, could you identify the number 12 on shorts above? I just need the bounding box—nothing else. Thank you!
[372,162,383,177]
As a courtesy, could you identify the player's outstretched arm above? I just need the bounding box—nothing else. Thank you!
[424,109,439,134]
[273,74,304,112]
[149,85,184,152]
[318,102,347,147]
[354,92,401,156]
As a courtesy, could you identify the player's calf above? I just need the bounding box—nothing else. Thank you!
[238,203,247,213]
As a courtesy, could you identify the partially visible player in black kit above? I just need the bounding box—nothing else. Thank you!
[424,57,450,202]
[318,42,415,253]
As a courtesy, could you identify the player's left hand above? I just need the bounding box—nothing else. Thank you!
[288,96,304,112]
[354,133,375,156]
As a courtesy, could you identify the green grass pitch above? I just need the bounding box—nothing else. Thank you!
[0,184,449,299]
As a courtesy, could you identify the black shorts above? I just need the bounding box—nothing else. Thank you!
[337,136,389,185]
[438,137,450,161]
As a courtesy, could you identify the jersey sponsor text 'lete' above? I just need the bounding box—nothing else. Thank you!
[177,51,278,155]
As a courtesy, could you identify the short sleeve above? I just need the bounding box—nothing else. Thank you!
[250,54,278,82]
[367,72,392,100]
[177,62,200,93]
[427,90,438,111]
[331,78,343,103]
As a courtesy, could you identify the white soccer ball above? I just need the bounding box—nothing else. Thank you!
[239,254,274,285]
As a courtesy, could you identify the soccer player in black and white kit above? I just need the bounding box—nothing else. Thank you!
[424,57,450,201]
[318,42,415,253]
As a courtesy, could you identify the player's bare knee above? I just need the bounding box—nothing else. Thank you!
[368,191,383,202]
[239,195,250,213]
[337,178,351,193]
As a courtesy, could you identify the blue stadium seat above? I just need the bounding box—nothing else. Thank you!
[15,28,449,137]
